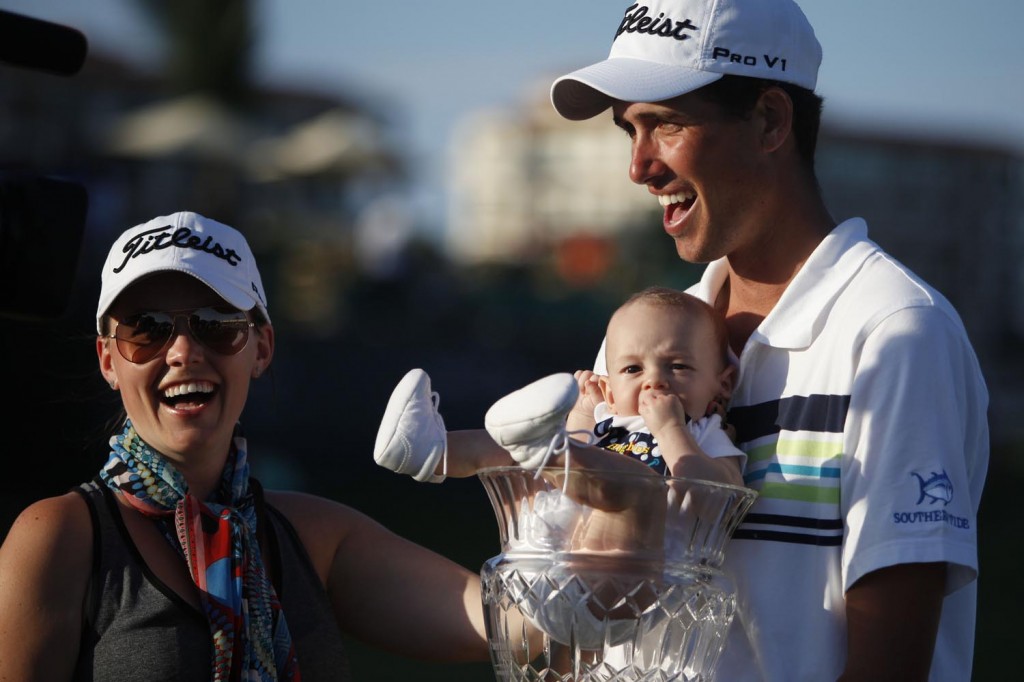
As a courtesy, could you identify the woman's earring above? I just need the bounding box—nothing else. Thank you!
[109,379,118,390]
[253,367,261,379]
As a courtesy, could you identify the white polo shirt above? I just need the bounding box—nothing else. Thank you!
[685,219,989,681]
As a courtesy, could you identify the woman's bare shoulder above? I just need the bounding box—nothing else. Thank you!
[0,491,93,604]
[2,492,93,551]
[0,492,94,678]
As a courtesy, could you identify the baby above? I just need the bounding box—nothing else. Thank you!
[372,287,748,650]
[374,286,744,488]
[566,285,742,481]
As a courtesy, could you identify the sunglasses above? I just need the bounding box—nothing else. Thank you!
[106,306,255,364]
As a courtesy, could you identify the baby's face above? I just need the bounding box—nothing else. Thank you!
[601,302,728,420]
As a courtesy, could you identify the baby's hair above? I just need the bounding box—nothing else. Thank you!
[617,286,731,369]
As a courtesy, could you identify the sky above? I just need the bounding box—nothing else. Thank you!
[5,0,1024,228]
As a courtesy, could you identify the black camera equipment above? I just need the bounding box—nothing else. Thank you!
[0,10,89,319]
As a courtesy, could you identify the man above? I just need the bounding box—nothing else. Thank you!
[551,1,989,680]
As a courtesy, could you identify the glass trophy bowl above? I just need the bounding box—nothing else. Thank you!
[478,466,756,682]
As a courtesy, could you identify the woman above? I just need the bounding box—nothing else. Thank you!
[0,212,493,680]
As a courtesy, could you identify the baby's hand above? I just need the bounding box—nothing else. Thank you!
[567,370,603,434]
[638,391,687,433]
[573,370,603,415]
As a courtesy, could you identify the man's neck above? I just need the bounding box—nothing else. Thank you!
[716,196,835,355]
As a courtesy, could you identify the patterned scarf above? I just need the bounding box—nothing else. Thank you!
[100,420,301,681]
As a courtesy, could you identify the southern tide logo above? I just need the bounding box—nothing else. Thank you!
[912,470,953,506]
[892,468,969,529]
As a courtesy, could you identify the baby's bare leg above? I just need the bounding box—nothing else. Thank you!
[442,427,656,482]
[443,429,517,478]
[544,442,662,512]
[576,503,666,556]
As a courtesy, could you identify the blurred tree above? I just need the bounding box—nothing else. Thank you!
[134,0,254,108]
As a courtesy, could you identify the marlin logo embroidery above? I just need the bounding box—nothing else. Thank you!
[911,470,953,506]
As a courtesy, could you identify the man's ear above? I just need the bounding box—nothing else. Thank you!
[755,86,793,154]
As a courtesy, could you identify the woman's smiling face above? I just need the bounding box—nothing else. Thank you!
[98,272,273,474]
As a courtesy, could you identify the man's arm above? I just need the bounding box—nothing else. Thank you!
[839,562,946,682]
[839,306,986,680]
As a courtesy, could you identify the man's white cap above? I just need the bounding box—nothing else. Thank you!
[551,0,822,121]
[96,211,269,333]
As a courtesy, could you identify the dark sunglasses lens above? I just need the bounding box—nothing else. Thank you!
[115,312,174,363]
[189,308,251,355]
[112,308,250,363]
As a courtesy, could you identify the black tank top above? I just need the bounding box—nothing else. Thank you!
[73,478,351,681]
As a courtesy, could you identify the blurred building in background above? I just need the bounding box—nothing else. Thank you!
[447,95,650,265]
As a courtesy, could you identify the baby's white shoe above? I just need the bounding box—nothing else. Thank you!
[373,369,447,482]
[484,373,578,470]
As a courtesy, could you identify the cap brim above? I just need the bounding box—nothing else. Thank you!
[551,58,723,121]
[94,268,262,333]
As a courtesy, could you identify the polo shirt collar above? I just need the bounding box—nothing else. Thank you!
[696,218,876,350]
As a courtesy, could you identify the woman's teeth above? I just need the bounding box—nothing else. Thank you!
[163,381,215,399]
[658,192,696,207]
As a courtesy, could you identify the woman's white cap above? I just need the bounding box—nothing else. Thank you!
[96,211,269,333]
[551,0,822,121]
